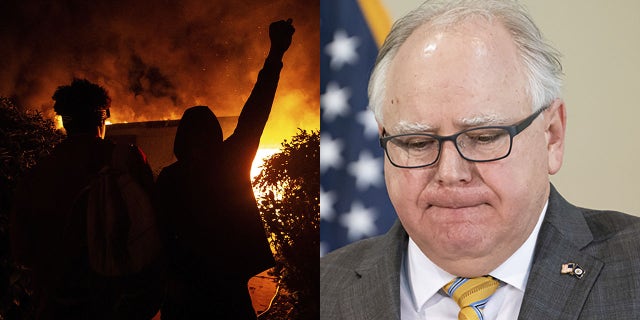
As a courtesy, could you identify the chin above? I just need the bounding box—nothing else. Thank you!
[409,218,489,249]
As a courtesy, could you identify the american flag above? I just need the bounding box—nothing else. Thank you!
[320,0,397,256]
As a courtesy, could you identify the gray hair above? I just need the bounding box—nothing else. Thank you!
[368,0,563,123]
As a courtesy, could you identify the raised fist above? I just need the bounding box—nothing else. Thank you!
[269,19,295,55]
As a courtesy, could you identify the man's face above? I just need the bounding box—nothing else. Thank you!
[381,18,565,276]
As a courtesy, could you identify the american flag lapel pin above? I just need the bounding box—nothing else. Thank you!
[561,262,585,279]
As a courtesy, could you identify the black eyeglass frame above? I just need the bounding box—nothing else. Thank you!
[379,106,549,168]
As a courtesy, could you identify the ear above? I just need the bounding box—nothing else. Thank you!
[546,99,566,175]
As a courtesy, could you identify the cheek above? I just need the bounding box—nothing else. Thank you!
[384,161,430,211]
[476,141,549,220]
[477,160,538,203]
[512,137,550,189]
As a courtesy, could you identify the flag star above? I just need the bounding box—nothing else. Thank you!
[339,201,377,241]
[320,134,344,173]
[325,29,360,70]
[356,110,380,139]
[347,150,384,191]
[320,187,338,222]
[321,82,351,122]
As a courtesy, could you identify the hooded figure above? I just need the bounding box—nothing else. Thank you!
[154,19,294,320]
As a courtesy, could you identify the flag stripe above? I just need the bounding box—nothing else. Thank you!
[356,0,392,48]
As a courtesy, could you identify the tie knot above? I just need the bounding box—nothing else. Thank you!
[443,276,499,320]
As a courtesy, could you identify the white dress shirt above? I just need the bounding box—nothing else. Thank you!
[400,201,548,320]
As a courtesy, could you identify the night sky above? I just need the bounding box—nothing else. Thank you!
[0,0,319,145]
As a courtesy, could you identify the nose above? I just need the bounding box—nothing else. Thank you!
[433,140,473,186]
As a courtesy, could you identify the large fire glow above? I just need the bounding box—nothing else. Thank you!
[251,148,279,180]
[0,0,319,148]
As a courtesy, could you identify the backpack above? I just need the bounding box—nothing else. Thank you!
[76,143,162,277]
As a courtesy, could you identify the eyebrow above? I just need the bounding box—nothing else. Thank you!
[390,112,511,135]
[391,121,435,134]
[458,112,510,127]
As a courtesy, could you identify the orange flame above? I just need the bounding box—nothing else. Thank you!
[2,0,319,148]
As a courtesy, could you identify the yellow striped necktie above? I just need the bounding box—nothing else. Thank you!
[443,276,500,320]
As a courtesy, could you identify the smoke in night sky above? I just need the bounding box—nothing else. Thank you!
[0,0,319,145]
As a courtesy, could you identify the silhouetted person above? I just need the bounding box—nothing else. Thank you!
[10,78,163,319]
[154,19,294,319]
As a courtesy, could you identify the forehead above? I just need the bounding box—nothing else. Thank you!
[383,17,530,129]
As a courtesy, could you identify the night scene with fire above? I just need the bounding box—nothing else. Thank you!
[0,0,319,319]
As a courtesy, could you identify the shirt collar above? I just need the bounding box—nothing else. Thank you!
[405,200,548,310]
[490,200,548,291]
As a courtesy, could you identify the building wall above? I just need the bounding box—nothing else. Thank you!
[106,117,238,177]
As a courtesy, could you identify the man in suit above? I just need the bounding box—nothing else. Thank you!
[320,1,640,319]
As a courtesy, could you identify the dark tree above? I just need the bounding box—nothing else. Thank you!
[253,129,319,319]
[0,97,65,319]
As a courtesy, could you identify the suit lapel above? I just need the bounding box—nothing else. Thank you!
[339,222,407,320]
[518,185,604,319]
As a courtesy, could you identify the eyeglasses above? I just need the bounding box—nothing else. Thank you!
[380,106,548,168]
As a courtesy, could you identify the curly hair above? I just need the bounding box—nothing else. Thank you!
[52,78,111,116]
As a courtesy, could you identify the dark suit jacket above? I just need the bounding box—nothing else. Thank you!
[320,185,640,319]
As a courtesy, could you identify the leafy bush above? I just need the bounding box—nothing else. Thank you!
[0,97,65,319]
[253,129,319,319]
